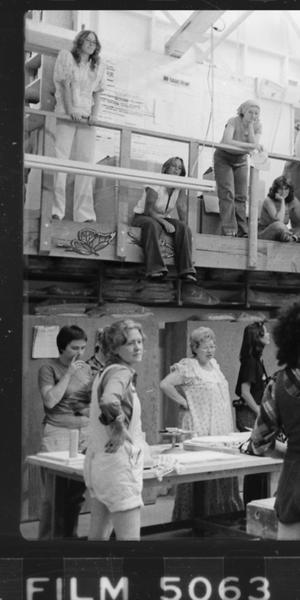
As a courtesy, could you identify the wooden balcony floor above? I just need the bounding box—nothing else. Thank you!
[24,211,300,274]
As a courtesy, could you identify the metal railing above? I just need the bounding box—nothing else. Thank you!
[24,107,300,268]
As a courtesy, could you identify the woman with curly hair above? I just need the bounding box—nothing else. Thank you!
[84,319,146,540]
[235,320,271,505]
[160,326,243,521]
[258,175,299,242]
[132,156,197,281]
[52,30,106,222]
[213,99,263,237]
[250,302,300,539]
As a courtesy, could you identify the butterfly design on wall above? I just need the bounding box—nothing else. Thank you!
[57,228,116,256]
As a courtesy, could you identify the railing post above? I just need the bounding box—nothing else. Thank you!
[39,113,56,254]
[116,128,132,259]
[248,165,259,269]
[188,141,200,236]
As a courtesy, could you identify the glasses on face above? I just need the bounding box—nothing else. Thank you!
[85,38,97,46]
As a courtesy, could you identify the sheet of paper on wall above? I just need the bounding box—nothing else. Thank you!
[32,325,60,358]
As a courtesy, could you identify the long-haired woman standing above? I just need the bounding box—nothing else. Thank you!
[235,320,270,505]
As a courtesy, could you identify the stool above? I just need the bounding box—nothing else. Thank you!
[246,497,277,539]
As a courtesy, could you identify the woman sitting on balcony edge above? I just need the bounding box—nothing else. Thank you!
[52,30,106,224]
[258,175,300,242]
[132,156,197,282]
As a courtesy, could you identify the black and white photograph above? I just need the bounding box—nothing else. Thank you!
[2,6,300,598]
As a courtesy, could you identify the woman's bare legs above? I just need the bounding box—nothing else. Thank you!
[88,498,113,540]
[112,507,141,541]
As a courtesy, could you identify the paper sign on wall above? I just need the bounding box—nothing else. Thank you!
[32,325,60,359]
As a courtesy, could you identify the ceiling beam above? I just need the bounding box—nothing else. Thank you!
[199,11,253,61]
[165,10,225,58]
[25,19,75,56]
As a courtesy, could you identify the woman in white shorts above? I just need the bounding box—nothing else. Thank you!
[84,319,145,540]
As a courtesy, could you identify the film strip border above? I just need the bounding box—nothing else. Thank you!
[1,555,300,599]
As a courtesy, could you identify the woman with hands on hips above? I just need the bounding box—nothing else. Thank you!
[214,99,263,237]
[84,319,146,540]
[52,30,106,223]
[38,325,92,539]
[160,326,243,521]
[132,156,197,282]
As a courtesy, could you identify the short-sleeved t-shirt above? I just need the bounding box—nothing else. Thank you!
[235,356,267,405]
[53,49,106,117]
[38,358,92,427]
[219,115,262,157]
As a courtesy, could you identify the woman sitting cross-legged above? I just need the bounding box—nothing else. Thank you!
[132,156,197,282]
[258,176,299,242]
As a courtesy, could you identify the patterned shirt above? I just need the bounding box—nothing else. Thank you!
[54,49,106,117]
[247,368,300,456]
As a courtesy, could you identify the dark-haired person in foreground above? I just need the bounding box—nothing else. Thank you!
[38,325,92,539]
[249,302,300,540]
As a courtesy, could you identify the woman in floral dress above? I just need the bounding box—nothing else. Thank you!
[160,326,243,521]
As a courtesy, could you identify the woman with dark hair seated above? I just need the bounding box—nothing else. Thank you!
[258,175,300,242]
[132,156,197,282]
[250,302,300,539]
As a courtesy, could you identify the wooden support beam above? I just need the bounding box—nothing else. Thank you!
[248,166,259,269]
[39,114,56,254]
[116,128,132,260]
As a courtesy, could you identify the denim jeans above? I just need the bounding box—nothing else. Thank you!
[132,214,195,277]
[213,149,249,235]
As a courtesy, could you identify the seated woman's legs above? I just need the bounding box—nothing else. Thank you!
[258,221,292,242]
[167,218,196,277]
[132,214,167,277]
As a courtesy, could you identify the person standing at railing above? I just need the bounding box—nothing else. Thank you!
[132,156,197,282]
[258,176,300,242]
[52,30,106,223]
[214,99,263,237]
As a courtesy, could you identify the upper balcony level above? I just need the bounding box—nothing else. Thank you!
[24,107,300,275]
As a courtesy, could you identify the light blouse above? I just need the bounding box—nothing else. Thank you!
[134,185,180,218]
[53,49,106,117]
